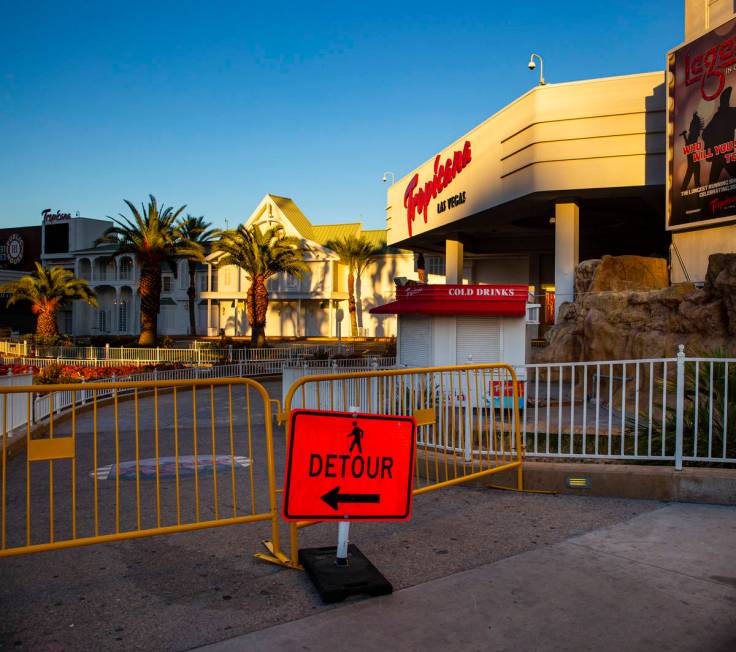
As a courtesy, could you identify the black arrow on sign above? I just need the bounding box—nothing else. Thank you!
[321,486,380,511]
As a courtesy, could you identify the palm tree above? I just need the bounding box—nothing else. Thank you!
[326,235,384,337]
[97,195,191,346]
[214,223,307,347]
[177,215,216,337]
[0,263,97,338]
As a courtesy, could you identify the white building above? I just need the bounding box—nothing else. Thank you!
[36,196,418,339]
[40,212,209,337]
[202,194,417,338]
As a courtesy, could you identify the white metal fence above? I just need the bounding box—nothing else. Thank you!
[6,344,730,468]
[0,341,358,375]
[520,347,734,467]
[24,342,354,364]
[285,347,734,468]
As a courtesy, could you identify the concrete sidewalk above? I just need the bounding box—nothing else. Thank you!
[199,503,736,652]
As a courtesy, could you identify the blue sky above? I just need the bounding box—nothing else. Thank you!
[0,1,683,231]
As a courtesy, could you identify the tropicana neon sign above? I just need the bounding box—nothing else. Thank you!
[403,140,472,237]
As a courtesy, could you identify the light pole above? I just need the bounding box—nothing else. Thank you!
[527,53,546,85]
[382,171,395,185]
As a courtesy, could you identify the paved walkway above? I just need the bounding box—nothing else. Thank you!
[200,503,736,652]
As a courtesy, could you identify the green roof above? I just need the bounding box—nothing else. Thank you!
[268,194,314,240]
[361,229,388,249]
[311,223,361,246]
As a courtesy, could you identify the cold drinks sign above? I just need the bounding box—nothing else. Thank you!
[282,410,416,521]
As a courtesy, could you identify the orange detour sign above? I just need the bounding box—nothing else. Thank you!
[283,409,417,521]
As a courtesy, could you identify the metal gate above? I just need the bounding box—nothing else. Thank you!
[0,378,287,563]
[270,363,524,567]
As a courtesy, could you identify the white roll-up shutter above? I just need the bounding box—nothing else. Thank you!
[455,317,501,364]
[398,316,432,368]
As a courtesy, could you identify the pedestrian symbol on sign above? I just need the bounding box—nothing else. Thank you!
[347,421,364,454]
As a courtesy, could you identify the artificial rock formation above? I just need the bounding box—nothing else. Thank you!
[538,254,736,362]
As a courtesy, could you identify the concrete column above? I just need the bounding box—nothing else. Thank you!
[554,201,579,321]
[445,239,464,284]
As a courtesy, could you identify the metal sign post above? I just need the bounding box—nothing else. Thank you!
[336,520,350,566]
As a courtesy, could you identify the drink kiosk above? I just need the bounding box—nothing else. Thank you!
[370,282,531,408]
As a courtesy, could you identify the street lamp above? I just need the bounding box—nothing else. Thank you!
[527,53,546,85]
[382,171,395,185]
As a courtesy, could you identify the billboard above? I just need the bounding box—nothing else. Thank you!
[0,227,41,272]
[668,16,736,230]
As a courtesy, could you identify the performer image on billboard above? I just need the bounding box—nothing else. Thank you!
[680,111,703,190]
[702,87,736,184]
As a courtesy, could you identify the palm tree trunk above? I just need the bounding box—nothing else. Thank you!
[187,261,197,337]
[251,275,268,348]
[347,271,358,337]
[36,310,58,338]
[139,262,161,346]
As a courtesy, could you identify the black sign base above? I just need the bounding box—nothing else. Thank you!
[298,544,393,604]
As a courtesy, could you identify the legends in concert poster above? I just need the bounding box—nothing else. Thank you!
[668,15,736,230]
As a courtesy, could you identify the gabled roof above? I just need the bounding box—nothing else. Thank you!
[255,193,400,254]
[268,194,314,240]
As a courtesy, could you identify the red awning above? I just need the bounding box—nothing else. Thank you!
[370,284,528,317]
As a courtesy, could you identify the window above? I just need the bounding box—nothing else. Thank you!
[286,273,300,289]
[43,224,69,254]
[98,310,107,333]
[198,273,208,292]
[211,271,218,292]
[267,273,281,291]
[162,276,172,293]
[118,301,128,332]
[119,258,132,280]
[427,255,445,276]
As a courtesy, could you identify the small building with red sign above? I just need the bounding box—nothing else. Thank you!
[371,283,532,368]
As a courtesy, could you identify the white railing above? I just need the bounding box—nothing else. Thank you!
[20,342,354,365]
[284,347,734,468]
[519,347,734,467]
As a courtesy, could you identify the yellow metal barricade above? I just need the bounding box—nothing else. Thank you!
[0,378,287,563]
[269,364,524,567]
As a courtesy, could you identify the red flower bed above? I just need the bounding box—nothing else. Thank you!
[0,362,185,382]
